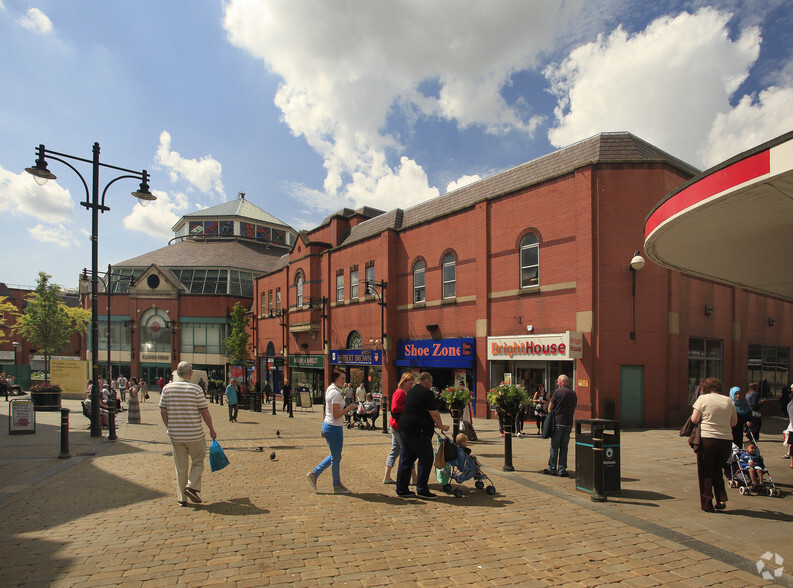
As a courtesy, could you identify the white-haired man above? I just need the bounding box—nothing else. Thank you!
[160,361,217,506]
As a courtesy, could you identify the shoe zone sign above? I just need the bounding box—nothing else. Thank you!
[395,338,475,369]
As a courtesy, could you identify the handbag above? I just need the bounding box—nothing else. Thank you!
[443,437,458,462]
[540,410,556,439]
[209,439,230,472]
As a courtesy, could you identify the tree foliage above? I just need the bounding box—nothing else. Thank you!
[0,296,20,345]
[224,301,252,368]
[14,272,91,382]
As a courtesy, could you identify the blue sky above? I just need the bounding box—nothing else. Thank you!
[1,0,792,290]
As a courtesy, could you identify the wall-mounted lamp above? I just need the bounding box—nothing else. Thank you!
[705,305,714,316]
[629,250,645,340]
[769,317,776,327]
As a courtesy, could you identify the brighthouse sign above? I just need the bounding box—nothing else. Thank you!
[487,332,582,361]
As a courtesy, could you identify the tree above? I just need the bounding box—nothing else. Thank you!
[14,272,91,383]
[224,301,252,370]
[0,296,20,345]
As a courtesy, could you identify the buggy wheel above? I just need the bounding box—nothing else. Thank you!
[485,485,496,495]
[443,484,452,493]
[728,480,737,488]
[768,488,775,497]
[454,489,463,498]
[739,486,747,495]
[475,480,485,489]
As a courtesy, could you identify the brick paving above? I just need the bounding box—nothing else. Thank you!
[1,395,790,587]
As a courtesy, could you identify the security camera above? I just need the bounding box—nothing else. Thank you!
[526,325,534,333]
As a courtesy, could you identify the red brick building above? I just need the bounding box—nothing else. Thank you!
[252,133,793,427]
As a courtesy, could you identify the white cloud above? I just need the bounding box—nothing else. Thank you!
[0,165,73,222]
[123,190,187,240]
[446,174,481,193]
[154,131,225,199]
[544,8,762,168]
[222,0,580,213]
[701,85,793,167]
[17,7,53,34]
[28,224,79,248]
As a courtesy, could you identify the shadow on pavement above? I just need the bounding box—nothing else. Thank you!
[615,489,675,501]
[720,508,793,521]
[345,491,513,507]
[198,497,269,516]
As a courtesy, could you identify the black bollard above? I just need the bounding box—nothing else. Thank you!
[503,414,514,471]
[59,408,71,459]
[108,394,117,441]
[288,396,294,418]
[451,408,462,441]
[272,394,277,415]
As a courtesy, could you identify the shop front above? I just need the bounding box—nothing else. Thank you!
[330,348,382,399]
[394,337,476,412]
[290,354,325,403]
[488,332,583,399]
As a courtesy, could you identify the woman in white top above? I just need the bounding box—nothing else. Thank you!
[691,377,737,512]
[306,370,357,494]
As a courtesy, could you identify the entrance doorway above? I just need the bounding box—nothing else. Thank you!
[141,364,171,390]
[620,365,645,426]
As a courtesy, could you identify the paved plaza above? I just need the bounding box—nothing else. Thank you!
[1,394,792,587]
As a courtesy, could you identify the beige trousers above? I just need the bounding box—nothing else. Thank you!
[171,439,206,502]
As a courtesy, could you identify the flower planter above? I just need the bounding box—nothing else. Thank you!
[30,389,62,412]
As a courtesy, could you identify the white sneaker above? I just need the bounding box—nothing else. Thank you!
[306,472,318,491]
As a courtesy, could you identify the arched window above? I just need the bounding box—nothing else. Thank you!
[520,234,539,287]
[346,331,363,350]
[442,253,456,299]
[413,260,425,303]
[295,272,304,307]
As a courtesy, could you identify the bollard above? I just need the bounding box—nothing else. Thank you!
[288,397,294,418]
[451,408,462,441]
[59,408,71,459]
[272,394,277,415]
[108,395,117,441]
[503,414,515,471]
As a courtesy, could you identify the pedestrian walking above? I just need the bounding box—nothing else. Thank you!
[544,374,577,477]
[690,377,737,512]
[282,382,292,412]
[127,377,141,424]
[118,374,128,403]
[306,370,358,494]
[226,379,239,422]
[395,372,449,499]
[159,361,217,507]
[383,372,417,484]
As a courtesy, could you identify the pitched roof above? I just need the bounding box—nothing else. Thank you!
[178,197,291,228]
[342,132,699,246]
[115,239,285,274]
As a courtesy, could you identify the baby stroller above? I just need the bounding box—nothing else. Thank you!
[435,433,495,498]
[726,426,779,497]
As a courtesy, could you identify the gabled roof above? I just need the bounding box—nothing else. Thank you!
[342,132,699,246]
[115,239,285,274]
[177,197,291,228]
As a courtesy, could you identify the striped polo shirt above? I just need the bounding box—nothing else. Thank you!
[159,380,208,442]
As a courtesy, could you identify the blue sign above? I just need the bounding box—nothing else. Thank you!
[330,349,382,366]
[395,338,475,368]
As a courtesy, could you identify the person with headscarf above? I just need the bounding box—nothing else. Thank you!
[730,386,752,447]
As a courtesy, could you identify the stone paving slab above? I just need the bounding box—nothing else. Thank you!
[0,395,790,586]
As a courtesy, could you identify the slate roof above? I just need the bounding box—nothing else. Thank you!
[342,132,699,246]
[115,239,285,274]
[176,197,291,229]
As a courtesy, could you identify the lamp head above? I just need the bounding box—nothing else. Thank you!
[26,159,57,185]
[132,170,156,207]
[630,250,646,271]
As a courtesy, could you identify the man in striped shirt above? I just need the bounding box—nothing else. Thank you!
[160,361,217,507]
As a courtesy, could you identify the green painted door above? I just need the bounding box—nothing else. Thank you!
[620,365,644,426]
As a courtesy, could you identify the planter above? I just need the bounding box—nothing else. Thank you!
[30,390,62,412]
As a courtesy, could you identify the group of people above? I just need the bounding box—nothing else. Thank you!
[0,371,25,399]
[689,377,793,513]
[84,374,149,426]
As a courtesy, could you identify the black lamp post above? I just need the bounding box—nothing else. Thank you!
[364,280,388,434]
[266,309,287,415]
[27,143,155,438]
[629,250,646,340]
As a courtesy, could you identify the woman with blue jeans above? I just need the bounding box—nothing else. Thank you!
[307,370,357,494]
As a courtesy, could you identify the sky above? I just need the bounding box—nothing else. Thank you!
[1,0,792,290]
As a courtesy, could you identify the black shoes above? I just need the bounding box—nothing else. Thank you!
[416,491,438,500]
[396,491,416,498]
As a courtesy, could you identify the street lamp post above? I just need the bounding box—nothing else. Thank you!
[26,143,155,438]
[364,280,388,434]
[266,309,287,415]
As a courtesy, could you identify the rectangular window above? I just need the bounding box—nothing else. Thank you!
[350,269,359,299]
[688,337,722,403]
[336,273,344,302]
[414,263,425,303]
[747,344,790,399]
[276,289,281,312]
[442,259,456,299]
[365,266,375,294]
[260,292,266,317]
[268,290,273,315]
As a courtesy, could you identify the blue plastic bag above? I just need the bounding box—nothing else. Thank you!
[209,439,230,472]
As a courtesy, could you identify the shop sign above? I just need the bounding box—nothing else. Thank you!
[395,338,475,368]
[0,350,15,361]
[289,355,324,368]
[487,332,583,360]
[140,352,172,363]
[267,357,285,369]
[9,399,35,435]
[330,349,382,366]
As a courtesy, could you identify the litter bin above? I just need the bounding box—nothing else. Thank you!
[575,419,620,501]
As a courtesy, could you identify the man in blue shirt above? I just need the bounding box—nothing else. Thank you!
[225,379,239,422]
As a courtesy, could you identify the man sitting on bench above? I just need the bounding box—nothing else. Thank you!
[362,393,380,429]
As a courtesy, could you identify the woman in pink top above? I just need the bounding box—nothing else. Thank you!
[383,373,417,484]
[691,377,738,512]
